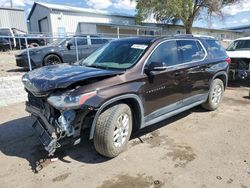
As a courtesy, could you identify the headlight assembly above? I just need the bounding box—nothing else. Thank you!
[47,91,97,110]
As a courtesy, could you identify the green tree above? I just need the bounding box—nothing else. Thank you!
[134,0,240,34]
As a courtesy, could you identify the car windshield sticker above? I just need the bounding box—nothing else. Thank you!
[131,44,148,50]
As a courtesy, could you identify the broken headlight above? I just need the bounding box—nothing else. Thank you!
[47,91,96,110]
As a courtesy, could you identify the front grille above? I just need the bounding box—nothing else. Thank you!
[27,91,60,123]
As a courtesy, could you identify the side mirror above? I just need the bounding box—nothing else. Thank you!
[145,61,167,73]
[66,41,73,50]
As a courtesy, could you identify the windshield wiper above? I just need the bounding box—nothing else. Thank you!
[84,64,109,70]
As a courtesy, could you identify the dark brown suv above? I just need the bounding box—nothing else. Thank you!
[22,35,230,157]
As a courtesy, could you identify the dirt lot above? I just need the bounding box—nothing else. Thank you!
[0,51,27,77]
[0,84,250,188]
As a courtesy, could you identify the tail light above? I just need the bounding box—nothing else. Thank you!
[225,57,231,64]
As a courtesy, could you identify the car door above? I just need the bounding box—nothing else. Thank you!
[75,36,90,60]
[176,39,210,106]
[61,38,78,63]
[143,40,187,122]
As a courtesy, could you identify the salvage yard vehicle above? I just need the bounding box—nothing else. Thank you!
[22,35,229,158]
[0,27,45,51]
[16,35,109,68]
[226,37,250,80]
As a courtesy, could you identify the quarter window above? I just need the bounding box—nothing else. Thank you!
[206,39,228,58]
[177,40,206,63]
[148,41,178,67]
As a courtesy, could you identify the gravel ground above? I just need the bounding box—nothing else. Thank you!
[0,51,27,77]
[0,85,250,188]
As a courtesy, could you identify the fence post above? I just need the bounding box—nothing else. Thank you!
[74,36,79,62]
[117,27,120,39]
[18,38,21,50]
[8,37,12,51]
[25,37,32,71]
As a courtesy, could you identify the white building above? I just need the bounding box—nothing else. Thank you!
[0,7,27,32]
[227,25,250,37]
[27,2,159,37]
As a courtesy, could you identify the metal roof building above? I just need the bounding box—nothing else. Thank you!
[226,25,250,36]
[27,2,160,37]
[0,7,27,31]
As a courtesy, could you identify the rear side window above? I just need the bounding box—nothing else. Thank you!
[0,29,11,36]
[76,38,87,46]
[91,38,109,45]
[177,40,206,63]
[206,40,228,58]
[148,41,179,66]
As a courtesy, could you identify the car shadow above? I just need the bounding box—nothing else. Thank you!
[228,79,250,88]
[0,106,205,173]
[6,68,28,73]
[131,106,205,139]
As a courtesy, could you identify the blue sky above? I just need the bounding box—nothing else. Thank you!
[1,0,250,29]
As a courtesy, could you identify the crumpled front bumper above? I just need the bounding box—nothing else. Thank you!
[26,103,60,156]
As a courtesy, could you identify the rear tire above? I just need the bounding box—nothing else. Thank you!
[202,79,224,111]
[94,104,132,158]
[29,42,39,48]
[44,54,62,66]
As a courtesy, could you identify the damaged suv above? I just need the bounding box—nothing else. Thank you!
[23,35,229,157]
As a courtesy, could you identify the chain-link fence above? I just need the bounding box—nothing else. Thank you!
[0,35,118,71]
[0,32,162,71]
[0,32,232,73]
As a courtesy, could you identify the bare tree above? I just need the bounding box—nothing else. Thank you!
[134,0,240,34]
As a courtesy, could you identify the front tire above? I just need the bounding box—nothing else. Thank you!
[44,54,62,66]
[202,79,224,111]
[94,104,132,158]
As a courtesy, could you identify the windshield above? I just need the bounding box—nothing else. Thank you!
[81,40,149,70]
[227,40,250,51]
[49,38,69,46]
[0,29,11,36]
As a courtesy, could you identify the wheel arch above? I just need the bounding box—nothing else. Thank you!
[211,71,228,90]
[43,53,63,65]
[89,94,144,140]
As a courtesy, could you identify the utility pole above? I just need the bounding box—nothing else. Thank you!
[10,0,13,8]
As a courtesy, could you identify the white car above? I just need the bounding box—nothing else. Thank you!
[226,37,250,80]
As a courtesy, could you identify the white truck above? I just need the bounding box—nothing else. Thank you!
[226,37,250,80]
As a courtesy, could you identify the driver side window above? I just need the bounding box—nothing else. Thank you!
[148,40,179,67]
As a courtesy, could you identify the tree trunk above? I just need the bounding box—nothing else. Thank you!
[185,26,192,34]
[184,18,193,34]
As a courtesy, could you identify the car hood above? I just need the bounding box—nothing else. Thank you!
[17,45,57,55]
[226,50,250,59]
[22,64,122,95]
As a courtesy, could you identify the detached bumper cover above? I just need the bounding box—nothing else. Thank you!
[26,103,60,156]
[32,119,60,155]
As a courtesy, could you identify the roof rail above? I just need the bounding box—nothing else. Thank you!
[174,34,194,37]
[193,34,215,39]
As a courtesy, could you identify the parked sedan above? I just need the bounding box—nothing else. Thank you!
[16,35,109,68]
[0,38,12,51]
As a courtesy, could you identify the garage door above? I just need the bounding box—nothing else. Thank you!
[39,17,49,34]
